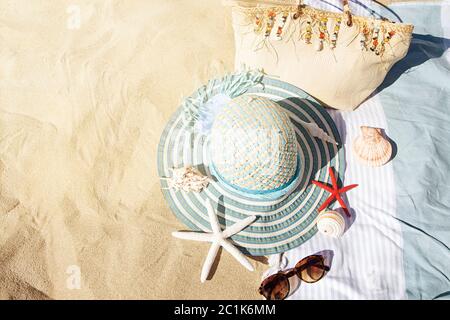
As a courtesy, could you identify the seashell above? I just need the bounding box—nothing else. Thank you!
[352,126,392,167]
[317,210,346,238]
[162,166,210,192]
[298,120,338,145]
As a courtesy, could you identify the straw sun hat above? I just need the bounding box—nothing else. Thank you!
[157,70,344,255]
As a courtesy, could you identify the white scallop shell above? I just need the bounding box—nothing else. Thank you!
[317,210,346,238]
[352,126,392,167]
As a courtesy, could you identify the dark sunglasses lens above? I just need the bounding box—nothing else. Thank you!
[295,255,326,283]
[259,273,290,300]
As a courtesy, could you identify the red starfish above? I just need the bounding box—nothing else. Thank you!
[311,167,358,217]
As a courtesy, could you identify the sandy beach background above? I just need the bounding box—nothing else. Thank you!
[0,0,422,299]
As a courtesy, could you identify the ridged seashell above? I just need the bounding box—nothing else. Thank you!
[317,210,346,238]
[352,126,392,167]
[210,95,298,195]
[163,166,210,193]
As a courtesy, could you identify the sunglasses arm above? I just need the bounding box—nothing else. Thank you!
[295,263,330,273]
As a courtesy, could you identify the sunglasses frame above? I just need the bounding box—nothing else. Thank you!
[258,254,330,300]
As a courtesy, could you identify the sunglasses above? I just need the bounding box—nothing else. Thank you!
[258,255,330,300]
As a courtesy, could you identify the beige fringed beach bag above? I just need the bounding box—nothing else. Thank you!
[224,0,414,110]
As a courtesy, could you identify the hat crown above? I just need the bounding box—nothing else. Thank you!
[210,95,298,192]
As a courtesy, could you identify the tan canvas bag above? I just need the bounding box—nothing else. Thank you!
[224,0,414,110]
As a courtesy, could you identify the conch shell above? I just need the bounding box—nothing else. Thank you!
[352,126,392,167]
[162,166,210,192]
[316,210,346,238]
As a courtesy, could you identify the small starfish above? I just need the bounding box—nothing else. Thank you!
[311,167,358,217]
[172,200,257,283]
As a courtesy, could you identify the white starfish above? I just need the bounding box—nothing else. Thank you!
[172,199,257,283]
